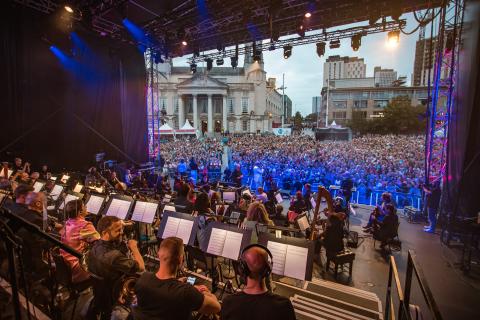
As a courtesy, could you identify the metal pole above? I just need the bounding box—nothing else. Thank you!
[282,73,285,127]
[325,79,330,127]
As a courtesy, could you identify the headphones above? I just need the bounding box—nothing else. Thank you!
[238,244,273,280]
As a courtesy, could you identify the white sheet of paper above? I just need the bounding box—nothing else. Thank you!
[59,194,79,210]
[164,205,176,212]
[176,219,194,244]
[267,241,288,276]
[275,193,283,203]
[106,198,131,219]
[50,176,57,181]
[61,175,70,183]
[7,170,12,178]
[310,197,316,209]
[50,185,63,201]
[132,201,158,223]
[162,217,180,239]
[297,216,309,231]
[73,184,83,193]
[284,245,308,280]
[33,181,44,193]
[206,228,226,256]
[222,231,243,260]
[86,195,104,215]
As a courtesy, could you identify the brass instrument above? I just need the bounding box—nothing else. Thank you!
[309,186,335,241]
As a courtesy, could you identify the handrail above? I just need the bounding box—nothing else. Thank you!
[385,250,443,320]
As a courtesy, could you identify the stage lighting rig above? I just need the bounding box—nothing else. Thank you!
[206,58,213,71]
[216,58,224,66]
[316,42,326,57]
[283,45,292,59]
[297,25,305,37]
[231,56,238,69]
[351,34,362,51]
[387,30,400,47]
[329,39,340,49]
[190,63,197,73]
[253,49,262,62]
[64,5,74,13]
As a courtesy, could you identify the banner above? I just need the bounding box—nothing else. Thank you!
[272,128,292,136]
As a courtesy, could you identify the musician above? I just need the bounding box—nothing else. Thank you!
[2,184,33,216]
[195,192,215,249]
[1,161,9,179]
[373,203,399,248]
[173,183,194,214]
[60,199,100,283]
[40,164,49,180]
[133,237,221,320]
[231,164,243,187]
[87,216,145,297]
[363,192,394,231]
[423,181,441,233]
[221,245,295,320]
[316,210,345,261]
[246,202,273,226]
[255,187,268,204]
[12,157,29,175]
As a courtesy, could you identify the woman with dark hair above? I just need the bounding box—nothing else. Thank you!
[60,199,100,283]
[195,192,214,249]
[373,203,399,248]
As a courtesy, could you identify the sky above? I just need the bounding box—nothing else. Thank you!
[173,13,429,116]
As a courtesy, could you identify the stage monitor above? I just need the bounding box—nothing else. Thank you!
[33,181,45,193]
[131,200,159,224]
[157,211,198,246]
[222,191,236,203]
[85,194,106,215]
[50,184,64,201]
[104,196,134,220]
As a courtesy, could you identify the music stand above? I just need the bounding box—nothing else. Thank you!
[202,222,252,261]
[49,184,64,201]
[85,194,106,215]
[60,174,70,184]
[103,195,134,220]
[222,190,236,204]
[131,200,159,224]
[275,192,284,204]
[58,191,84,210]
[295,214,310,232]
[33,180,45,193]
[157,211,199,246]
[73,183,83,193]
[258,232,314,281]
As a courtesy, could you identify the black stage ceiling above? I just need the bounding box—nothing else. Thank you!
[15,0,442,56]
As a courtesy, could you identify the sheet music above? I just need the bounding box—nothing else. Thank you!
[310,197,316,209]
[106,198,131,219]
[222,231,243,260]
[297,216,309,231]
[86,195,104,215]
[176,219,194,244]
[59,194,79,210]
[284,245,308,280]
[206,228,227,256]
[230,211,241,223]
[33,181,44,193]
[131,201,158,223]
[164,205,176,212]
[162,217,180,239]
[7,170,13,178]
[73,184,83,193]
[61,175,70,183]
[267,241,287,276]
[50,176,57,181]
[275,193,283,203]
[50,185,63,201]
[223,192,235,202]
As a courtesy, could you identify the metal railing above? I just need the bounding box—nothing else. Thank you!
[385,250,443,320]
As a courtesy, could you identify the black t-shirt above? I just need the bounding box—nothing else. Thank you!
[133,272,204,320]
[221,291,296,320]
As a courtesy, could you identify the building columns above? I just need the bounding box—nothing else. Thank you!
[178,95,185,129]
[222,95,228,132]
[207,94,213,134]
[192,94,198,130]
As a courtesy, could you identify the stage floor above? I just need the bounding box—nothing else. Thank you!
[309,204,480,320]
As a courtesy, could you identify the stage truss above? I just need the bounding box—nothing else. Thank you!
[425,0,465,185]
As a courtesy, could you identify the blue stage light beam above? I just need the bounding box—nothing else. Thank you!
[122,18,151,53]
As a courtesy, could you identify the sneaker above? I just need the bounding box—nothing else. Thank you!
[424,228,435,233]
[423,225,431,230]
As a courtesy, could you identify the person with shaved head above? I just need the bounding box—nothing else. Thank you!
[221,245,295,320]
[133,237,221,320]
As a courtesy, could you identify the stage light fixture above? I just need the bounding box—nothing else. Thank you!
[297,25,305,37]
[329,39,340,49]
[283,45,292,59]
[181,40,188,46]
[190,63,197,73]
[206,58,213,71]
[216,58,224,66]
[231,56,238,69]
[316,42,326,57]
[351,34,362,51]
[193,47,200,58]
[64,5,74,13]
[305,12,311,18]
[387,30,400,48]
[253,49,262,62]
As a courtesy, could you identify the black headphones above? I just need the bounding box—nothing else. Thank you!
[238,244,273,280]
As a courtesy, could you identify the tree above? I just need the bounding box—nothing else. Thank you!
[293,111,303,130]
[381,96,427,134]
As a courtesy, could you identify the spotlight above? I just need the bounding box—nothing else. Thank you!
[268,43,275,51]
[181,40,188,46]
[283,45,292,59]
[190,63,197,73]
[253,49,262,62]
[316,42,326,57]
[351,34,362,51]
[231,56,238,69]
[193,47,200,58]
[64,5,74,13]
[387,30,400,48]
[297,25,305,37]
[216,58,224,66]
[206,58,213,71]
[305,12,312,18]
[329,39,340,49]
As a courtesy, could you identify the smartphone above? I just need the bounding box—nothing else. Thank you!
[187,276,196,285]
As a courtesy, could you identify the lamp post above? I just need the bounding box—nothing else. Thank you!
[278,73,287,127]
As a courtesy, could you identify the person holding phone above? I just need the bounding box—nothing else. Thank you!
[133,237,221,320]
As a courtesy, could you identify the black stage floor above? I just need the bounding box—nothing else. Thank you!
[316,204,480,320]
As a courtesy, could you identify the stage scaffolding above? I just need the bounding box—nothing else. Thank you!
[145,49,161,159]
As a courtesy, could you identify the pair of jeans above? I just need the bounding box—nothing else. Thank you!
[427,207,438,230]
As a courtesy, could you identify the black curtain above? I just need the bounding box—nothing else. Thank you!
[445,0,480,219]
[0,2,147,171]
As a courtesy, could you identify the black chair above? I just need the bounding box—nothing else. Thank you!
[89,273,114,320]
[326,249,355,281]
[373,221,401,252]
[51,249,91,320]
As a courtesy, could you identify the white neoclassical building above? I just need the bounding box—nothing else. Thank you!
[154,51,283,135]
